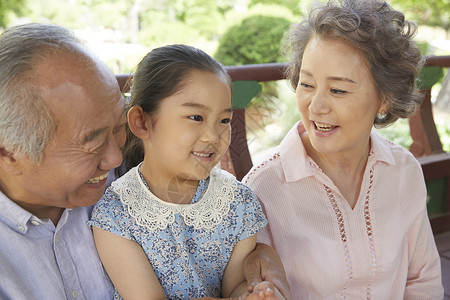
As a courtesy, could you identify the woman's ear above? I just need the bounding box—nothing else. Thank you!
[127,105,152,139]
[0,147,22,175]
[378,96,389,115]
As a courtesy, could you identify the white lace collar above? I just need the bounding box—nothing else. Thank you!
[111,165,236,231]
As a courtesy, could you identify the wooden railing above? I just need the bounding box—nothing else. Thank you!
[116,55,450,234]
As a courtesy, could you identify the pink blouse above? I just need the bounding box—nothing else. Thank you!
[243,122,443,299]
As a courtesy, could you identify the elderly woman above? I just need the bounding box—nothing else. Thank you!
[243,0,444,298]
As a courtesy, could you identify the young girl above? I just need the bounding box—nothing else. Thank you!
[89,44,283,299]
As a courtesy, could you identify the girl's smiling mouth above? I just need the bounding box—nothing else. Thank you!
[192,151,214,160]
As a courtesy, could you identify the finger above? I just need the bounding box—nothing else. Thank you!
[244,262,263,293]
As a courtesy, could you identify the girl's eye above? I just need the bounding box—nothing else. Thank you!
[331,88,347,94]
[189,115,203,122]
[221,118,231,124]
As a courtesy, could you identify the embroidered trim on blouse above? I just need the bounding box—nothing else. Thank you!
[243,153,281,185]
[364,167,377,300]
[111,166,236,231]
[324,165,378,300]
[324,185,353,300]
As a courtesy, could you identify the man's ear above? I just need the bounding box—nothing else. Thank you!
[127,105,152,139]
[0,147,22,175]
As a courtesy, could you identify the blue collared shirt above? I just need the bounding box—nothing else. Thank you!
[0,191,114,300]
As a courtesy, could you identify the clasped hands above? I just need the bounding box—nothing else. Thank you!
[198,280,284,300]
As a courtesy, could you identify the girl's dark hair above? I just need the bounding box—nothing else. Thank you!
[119,44,231,175]
[284,0,424,128]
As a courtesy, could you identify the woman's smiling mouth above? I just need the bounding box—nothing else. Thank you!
[314,121,337,132]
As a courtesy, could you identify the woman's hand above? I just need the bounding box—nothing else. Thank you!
[195,282,284,300]
[243,243,291,300]
[245,281,285,300]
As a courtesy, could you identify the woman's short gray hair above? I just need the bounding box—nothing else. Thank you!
[284,0,424,127]
[0,23,83,163]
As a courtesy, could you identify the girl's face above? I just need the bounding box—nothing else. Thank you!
[143,70,232,186]
[296,36,385,159]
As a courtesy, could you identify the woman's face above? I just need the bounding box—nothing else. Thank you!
[296,36,385,159]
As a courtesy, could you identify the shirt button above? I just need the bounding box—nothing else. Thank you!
[17,225,25,232]
[31,220,40,226]
[72,290,78,298]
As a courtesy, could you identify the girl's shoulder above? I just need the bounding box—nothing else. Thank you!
[211,167,256,199]
[91,166,143,217]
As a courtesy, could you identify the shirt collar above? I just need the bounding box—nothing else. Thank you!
[279,121,313,182]
[369,129,396,166]
[0,190,34,234]
[279,121,396,183]
[0,190,72,234]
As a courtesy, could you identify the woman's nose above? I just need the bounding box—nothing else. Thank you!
[309,89,331,115]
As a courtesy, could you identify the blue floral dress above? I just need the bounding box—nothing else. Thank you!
[89,165,267,299]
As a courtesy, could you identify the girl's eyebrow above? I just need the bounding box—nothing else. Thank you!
[181,102,210,111]
[182,102,233,113]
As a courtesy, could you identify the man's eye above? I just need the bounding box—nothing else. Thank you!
[113,123,127,134]
[221,118,231,124]
[189,115,203,122]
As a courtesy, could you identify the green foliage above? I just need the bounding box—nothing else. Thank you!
[249,0,302,16]
[180,3,223,39]
[214,15,290,66]
[84,0,128,29]
[0,0,25,28]
[375,113,450,153]
[138,19,201,47]
[24,0,91,28]
[390,0,450,33]
[376,119,413,149]
[435,113,450,153]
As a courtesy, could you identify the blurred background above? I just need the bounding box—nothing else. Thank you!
[1,0,449,159]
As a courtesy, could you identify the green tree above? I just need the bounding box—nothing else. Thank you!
[0,0,25,28]
[214,15,290,65]
[214,14,292,137]
[249,0,302,16]
[391,0,450,36]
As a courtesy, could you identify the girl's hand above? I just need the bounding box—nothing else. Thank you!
[194,283,285,300]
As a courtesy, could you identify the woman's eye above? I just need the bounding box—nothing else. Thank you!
[189,115,203,122]
[221,118,231,124]
[331,88,347,94]
[300,82,313,88]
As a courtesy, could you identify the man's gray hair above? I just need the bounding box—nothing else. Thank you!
[0,23,84,163]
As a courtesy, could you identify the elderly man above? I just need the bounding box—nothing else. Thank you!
[0,23,289,299]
